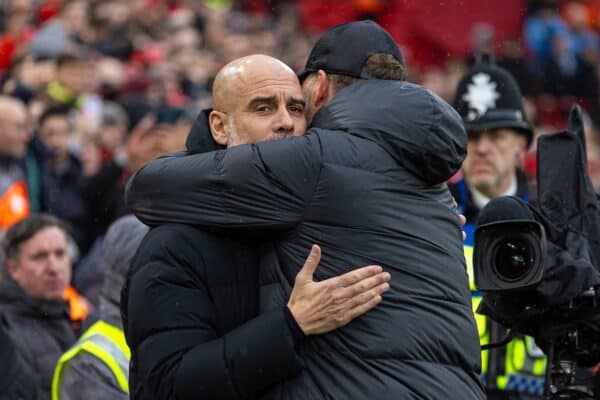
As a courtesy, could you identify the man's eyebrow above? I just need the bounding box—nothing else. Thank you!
[247,96,278,109]
[288,97,306,107]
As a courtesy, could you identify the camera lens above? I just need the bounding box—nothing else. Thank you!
[492,237,535,282]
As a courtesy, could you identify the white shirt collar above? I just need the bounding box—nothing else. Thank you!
[470,176,518,210]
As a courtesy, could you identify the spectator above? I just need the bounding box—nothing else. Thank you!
[0,95,30,230]
[0,213,88,398]
[52,215,148,400]
[36,105,91,254]
[0,0,36,71]
[28,0,89,59]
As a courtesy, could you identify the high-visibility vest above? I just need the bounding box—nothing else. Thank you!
[0,180,30,229]
[51,320,130,400]
[62,285,89,323]
[465,244,547,396]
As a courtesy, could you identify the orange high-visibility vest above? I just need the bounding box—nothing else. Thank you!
[63,285,89,322]
[0,180,30,229]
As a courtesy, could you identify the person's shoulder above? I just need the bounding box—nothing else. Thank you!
[133,224,246,269]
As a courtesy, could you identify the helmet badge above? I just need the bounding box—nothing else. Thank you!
[462,72,501,121]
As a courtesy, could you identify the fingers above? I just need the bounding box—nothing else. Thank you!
[459,213,466,227]
[344,293,383,324]
[333,264,383,288]
[295,245,321,284]
[347,282,389,308]
[335,271,390,303]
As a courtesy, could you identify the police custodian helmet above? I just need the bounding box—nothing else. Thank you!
[453,56,533,147]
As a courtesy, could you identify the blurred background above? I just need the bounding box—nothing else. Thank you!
[0,0,599,309]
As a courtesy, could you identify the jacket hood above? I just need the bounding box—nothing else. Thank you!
[185,109,223,154]
[311,80,467,184]
[100,214,148,325]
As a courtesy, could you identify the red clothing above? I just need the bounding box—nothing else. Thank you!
[0,28,35,71]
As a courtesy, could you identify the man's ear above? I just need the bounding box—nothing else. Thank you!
[313,70,331,108]
[5,258,18,279]
[209,110,229,146]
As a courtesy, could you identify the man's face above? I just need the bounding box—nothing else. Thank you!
[0,101,29,159]
[214,57,307,147]
[39,115,71,158]
[7,226,71,302]
[57,60,93,94]
[462,128,527,197]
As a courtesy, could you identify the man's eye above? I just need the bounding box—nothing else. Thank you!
[289,106,304,114]
[256,105,271,112]
[490,132,502,141]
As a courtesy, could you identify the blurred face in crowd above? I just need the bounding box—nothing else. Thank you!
[39,114,71,159]
[61,0,89,35]
[462,128,527,198]
[209,54,307,147]
[57,59,93,95]
[0,97,30,159]
[6,226,72,302]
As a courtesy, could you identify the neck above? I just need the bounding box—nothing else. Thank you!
[482,173,516,199]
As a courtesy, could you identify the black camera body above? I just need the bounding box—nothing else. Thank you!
[473,106,600,399]
[474,220,546,292]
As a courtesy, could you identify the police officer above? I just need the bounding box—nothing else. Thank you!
[450,58,547,399]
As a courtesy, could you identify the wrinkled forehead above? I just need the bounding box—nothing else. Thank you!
[236,72,302,101]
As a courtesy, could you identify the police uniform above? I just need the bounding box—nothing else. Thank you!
[451,59,547,399]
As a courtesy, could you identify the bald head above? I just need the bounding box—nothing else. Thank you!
[209,54,307,147]
[212,54,298,111]
[0,96,29,159]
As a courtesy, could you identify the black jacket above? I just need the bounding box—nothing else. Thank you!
[121,224,304,400]
[127,80,485,399]
[0,311,44,400]
[0,275,76,399]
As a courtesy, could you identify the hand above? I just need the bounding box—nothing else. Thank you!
[287,245,390,335]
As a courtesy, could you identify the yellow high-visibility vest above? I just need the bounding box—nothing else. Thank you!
[465,244,547,395]
[51,320,130,400]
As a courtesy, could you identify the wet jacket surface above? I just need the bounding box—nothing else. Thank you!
[121,224,303,400]
[126,80,485,399]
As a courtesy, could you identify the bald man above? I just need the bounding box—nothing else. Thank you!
[121,55,391,400]
[209,54,307,146]
[0,96,31,230]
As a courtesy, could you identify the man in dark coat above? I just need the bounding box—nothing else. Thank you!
[121,54,391,400]
[0,214,79,399]
[126,21,484,399]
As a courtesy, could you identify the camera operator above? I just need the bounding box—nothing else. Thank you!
[450,60,546,399]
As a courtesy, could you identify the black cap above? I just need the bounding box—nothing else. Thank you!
[453,57,533,147]
[298,20,403,83]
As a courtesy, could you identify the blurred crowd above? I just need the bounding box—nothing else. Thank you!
[0,0,598,398]
[0,0,597,316]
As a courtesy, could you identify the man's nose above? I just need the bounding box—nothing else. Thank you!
[45,255,62,275]
[275,108,294,134]
[474,136,492,153]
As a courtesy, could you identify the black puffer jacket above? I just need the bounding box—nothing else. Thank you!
[127,80,485,399]
[122,223,304,400]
